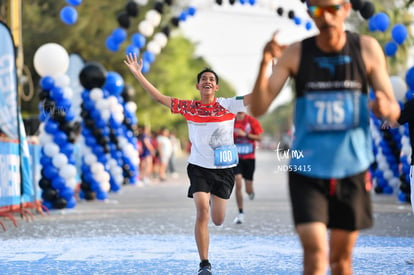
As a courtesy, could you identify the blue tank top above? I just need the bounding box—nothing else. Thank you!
[291,31,373,179]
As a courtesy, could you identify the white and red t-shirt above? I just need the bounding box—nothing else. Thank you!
[171,97,246,169]
[234,114,263,160]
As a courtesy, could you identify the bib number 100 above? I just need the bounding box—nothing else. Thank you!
[214,145,238,167]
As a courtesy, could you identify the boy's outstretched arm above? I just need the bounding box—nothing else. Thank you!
[124,53,172,107]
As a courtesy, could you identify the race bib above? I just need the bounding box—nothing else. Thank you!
[305,90,361,131]
[214,145,238,167]
[236,143,254,155]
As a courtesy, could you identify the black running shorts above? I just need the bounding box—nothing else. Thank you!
[233,158,255,181]
[288,170,373,231]
[187,163,235,199]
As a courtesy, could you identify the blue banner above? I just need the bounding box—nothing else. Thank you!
[0,22,34,206]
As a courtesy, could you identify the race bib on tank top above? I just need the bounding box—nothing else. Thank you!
[304,90,361,131]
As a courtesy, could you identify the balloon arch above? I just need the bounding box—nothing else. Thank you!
[33,0,412,209]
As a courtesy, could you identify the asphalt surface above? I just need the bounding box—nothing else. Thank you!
[1,150,413,275]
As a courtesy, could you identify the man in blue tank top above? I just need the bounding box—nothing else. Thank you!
[250,0,401,274]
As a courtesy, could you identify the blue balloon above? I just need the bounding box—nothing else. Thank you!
[131,33,146,49]
[66,197,77,208]
[398,191,408,202]
[141,61,151,74]
[42,200,53,210]
[112,27,127,44]
[383,185,393,194]
[66,0,82,6]
[54,131,68,145]
[373,12,390,32]
[64,109,75,122]
[105,36,120,52]
[104,71,125,95]
[56,97,71,109]
[60,6,78,25]
[44,165,59,180]
[96,191,108,200]
[179,11,188,21]
[40,156,53,167]
[368,17,378,32]
[384,41,398,57]
[405,90,414,101]
[52,176,66,190]
[61,142,74,156]
[405,67,414,90]
[187,6,196,16]
[143,51,155,64]
[40,76,55,90]
[305,21,313,31]
[50,87,64,100]
[60,187,75,201]
[44,119,59,134]
[248,0,256,5]
[125,44,140,56]
[391,24,408,45]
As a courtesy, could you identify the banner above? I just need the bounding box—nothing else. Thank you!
[0,22,34,206]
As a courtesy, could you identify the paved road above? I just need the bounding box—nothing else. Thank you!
[1,150,413,274]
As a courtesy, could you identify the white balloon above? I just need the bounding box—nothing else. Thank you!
[126,101,137,113]
[95,98,108,111]
[62,87,73,99]
[134,0,148,5]
[52,153,68,168]
[84,153,97,165]
[65,178,78,190]
[91,162,105,174]
[107,96,118,108]
[147,41,161,55]
[153,32,168,48]
[89,88,104,101]
[138,20,154,37]
[383,170,394,180]
[34,43,69,77]
[44,143,60,157]
[38,132,53,145]
[390,75,407,102]
[100,109,111,121]
[146,10,161,27]
[101,180,111,192]
[59,164,77,179]
[54,74,70,87]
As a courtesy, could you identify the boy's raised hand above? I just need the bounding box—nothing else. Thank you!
[124,53,143,76]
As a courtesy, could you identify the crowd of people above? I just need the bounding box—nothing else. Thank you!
[136,124,181,185]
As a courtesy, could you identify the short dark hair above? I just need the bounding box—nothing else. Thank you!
[197,68,219,84]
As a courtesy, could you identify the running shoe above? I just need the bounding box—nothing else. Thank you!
[198,263,212,275]
[233,213,244,224]
[406,258,414,264]
[248,192,255,200]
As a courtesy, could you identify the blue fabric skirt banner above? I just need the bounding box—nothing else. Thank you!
[0,22,34,206]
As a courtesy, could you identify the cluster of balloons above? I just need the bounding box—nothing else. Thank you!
[108,1,196,74]
[367,11,409,57]
[350,0,375,19]
[370,72,413,203]
[60,0,83,25]
[34,43,78,210]
[275,6,313,31]
[370,113,403,195]
[78,63,139,200]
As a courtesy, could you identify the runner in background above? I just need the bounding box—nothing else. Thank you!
[232,112,263,224]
